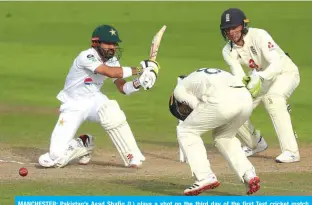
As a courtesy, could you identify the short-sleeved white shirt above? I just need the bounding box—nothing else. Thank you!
[56,48,120,102]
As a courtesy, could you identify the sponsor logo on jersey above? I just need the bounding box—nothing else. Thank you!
[84,77,93,85]
[250,46,257,55]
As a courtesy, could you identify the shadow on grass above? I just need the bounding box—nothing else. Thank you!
[90,160,126,168]
[248,154,275,160]
[138,139,215,150]
[11,146,46,163]
[109,179,240,196]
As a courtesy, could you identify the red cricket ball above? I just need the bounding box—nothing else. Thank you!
[19,167,28,177]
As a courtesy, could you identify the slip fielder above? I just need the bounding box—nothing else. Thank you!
[169,67,260,196]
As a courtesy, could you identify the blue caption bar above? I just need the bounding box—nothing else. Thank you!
[15,196,312,205]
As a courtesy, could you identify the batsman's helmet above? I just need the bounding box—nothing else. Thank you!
[220,8,249,41]
[91,25,122,44]
[168,75,193,121]
[91,25,123,62]
[169,94,193,121]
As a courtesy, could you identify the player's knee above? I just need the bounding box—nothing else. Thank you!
[213,133,231,143]
[176,125,185,139]
[98,100,126,130]
[263,94,287,113]
[214,137,226,147]
[177,125,203,149]
[177,124,199,139]
[214,137,228,150]
[214,137,241,151]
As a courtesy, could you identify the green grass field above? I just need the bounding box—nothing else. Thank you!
[0,1,312,204]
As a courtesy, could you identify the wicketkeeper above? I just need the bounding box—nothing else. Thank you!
[220,8,300,163]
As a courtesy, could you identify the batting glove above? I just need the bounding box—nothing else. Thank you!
[139,68,157,90]
[242,76,250,86]
[138,60,160,75]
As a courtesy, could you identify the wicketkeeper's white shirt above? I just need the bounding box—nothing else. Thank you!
[222,27,298,83]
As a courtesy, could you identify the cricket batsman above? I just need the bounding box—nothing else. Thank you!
[38,24,160,168]
[169,68,260,196]
[220,8,300,163]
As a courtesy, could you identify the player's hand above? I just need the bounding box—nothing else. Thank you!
[242,76,250,86]
[246,73,263,98]
[138,68,157,90]
[138,60,160,75]
[133,68,157,90]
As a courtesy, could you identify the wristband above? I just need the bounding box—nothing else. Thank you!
[122,67,133,78]
[133,77,141,89]
[123,81,140,95]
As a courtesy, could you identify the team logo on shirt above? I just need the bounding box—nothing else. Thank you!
[87,54,97,62]
[248,59,259,69]
[268,42,275,50]
[84,77,93,85]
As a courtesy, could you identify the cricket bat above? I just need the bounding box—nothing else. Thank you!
[134,25,166,90]
[149,25,167,62]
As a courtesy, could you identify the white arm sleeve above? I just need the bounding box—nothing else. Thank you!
[173,84,199,110]
[256,30,282,81]
[122,81,139,95]
[107,57,121,83]
[222,45,246,79]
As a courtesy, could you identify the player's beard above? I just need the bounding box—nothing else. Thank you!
[104,48,115,59]
[95,47,123,62]
[229,31,243,45]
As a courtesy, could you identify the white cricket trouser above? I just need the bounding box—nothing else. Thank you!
[177,87,255,182]
[48,92,109,160]
[246,66,300,154]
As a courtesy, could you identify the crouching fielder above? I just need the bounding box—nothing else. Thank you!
[169,68,260,196]
[38,24,160,169]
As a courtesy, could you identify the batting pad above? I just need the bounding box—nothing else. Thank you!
[177,127,214,181]
[214,137,254,182]
[106,127,133,166]
[263,95,299,153]
[237,120,260,149]
[98,100,144,166]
